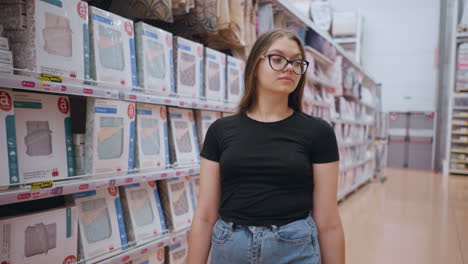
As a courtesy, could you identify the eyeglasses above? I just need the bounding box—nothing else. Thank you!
[261,54,309,75]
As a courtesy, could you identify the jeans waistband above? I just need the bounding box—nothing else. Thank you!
[220,215,312,232]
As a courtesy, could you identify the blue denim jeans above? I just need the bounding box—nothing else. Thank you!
[210,215,321,264]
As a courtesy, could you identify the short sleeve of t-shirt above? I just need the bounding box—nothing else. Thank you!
[200,121,221,162]
[309,119,340,163]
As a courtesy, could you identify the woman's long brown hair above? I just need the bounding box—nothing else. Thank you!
[237,29,307,115]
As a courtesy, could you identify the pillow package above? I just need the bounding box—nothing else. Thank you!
[166,236,189,264]
[135,22,175,96]
[195,110,221,145]
[167,107,200,167]
[158,177,195,232]
[0,0,90,80]
[84,98,135,177]
[226,56,245,105]
[135,103,170,172]
[120,181,167,245]
[0,206,78,264]
[13,92,74,183]
[174,37,204,99]
[133,248,165,264]
[89,6,137,89]
[204,47,226,102]
[0,89,19,188]
[72,188,128,264]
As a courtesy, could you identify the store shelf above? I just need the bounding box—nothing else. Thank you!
[451,149,468,154]
[450,160,468,164]
[0,73,237,113]
[339,92,375,110]
[339,140,372,148]
[340,158,372,172]
[453,115,468,119]
[337,174,372,201]
[452,132,468,135]
[450,169,468,175]
[307,75,339,92]
[334,37,358,44]
[452,123,468,126]
[96,228,189,264]
[310,100,331,108]
[342,91,359,101]
[332,118,374,126]
[453,106,468,110]
[453,92,468,98]
[0,166,200,206]
[304,46,333,66]
[272,0,377,84]
[452,140,468,144]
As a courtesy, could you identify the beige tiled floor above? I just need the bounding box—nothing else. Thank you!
[339,168,468,264]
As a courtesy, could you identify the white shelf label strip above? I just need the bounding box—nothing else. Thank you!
[0,166,200,206]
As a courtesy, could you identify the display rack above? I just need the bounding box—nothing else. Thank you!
[332,12,363,64]
[0,164,200,206]
[446,0,468,175]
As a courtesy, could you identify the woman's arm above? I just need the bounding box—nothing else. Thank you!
[312,161,345,264]
[187,157,221,264]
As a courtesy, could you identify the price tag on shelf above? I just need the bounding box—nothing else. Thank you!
[40,74,62,83]
[30,180,53,190]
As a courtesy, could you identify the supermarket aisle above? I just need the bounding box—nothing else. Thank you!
[339,168,468,264]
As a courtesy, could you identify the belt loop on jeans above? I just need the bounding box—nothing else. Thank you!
[271,225,278,232]
[228,222,235,232]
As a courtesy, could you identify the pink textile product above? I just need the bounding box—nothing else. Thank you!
[179,53,196,87]
[42,12,72,57]
[173,36,203,98]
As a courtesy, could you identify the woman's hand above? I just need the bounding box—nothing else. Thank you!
[187,158,221,264]
[312,161,345,264]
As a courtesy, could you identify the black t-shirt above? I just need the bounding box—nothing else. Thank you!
[200,111,339,226]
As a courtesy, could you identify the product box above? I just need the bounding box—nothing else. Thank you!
[158,178,195,232]
[174,36,204,98]
[89,6,137,89]
[84,98,135,177]
[13,92,74,183]
[0,0,90,79]
[0,50,13,64]
[135,22,174,96]
[167,107,200,166]
[120,181,167,244]
[166,237,188,264]
[189,176,200,211]
[0,37,9,51]
[0,89,19,188]
[0,62,13,75]
[204,47,226,102]
[332,11,359,37]
[73,188,128,263]
[135,103,169,172]
[195,110,221,145]
[133,248,165,264]
[0,206,78,264]
[226,56,245,104]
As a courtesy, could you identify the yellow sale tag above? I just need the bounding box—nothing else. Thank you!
[40,74,62,83]
[30,180,54,190]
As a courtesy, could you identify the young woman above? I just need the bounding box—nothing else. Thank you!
[188,29,344,264]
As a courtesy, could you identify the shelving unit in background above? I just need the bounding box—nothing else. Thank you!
[333,12,363,64]
[265,0,379,200]
[0,0,381,263]
[446,0,468,175]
